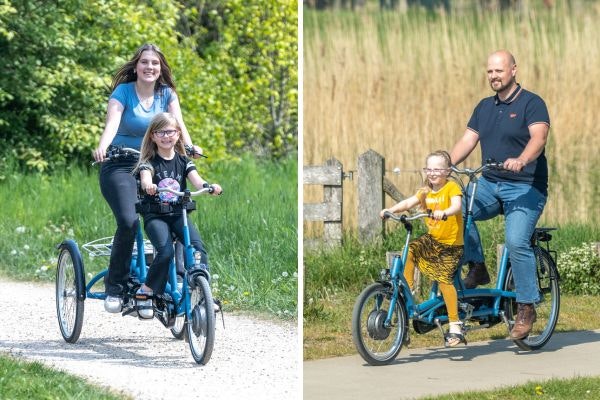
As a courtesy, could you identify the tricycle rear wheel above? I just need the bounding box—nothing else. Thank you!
[56,241,85,343]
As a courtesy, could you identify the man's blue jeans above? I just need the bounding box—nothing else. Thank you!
[463,177,547,303]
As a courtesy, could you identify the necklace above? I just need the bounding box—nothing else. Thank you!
[135,86,154,108]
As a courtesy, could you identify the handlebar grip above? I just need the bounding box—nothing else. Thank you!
[185,145,208,158]
[427,209,448,220]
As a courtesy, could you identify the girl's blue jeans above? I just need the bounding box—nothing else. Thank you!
[463,177,547,304]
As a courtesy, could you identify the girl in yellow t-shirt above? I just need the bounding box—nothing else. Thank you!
[380,150,464,347]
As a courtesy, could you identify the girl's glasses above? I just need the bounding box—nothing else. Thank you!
[423,168,449,175]
[153,129,179,137]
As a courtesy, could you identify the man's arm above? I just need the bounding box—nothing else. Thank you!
[504,123,549,172]
[450,129,479,165]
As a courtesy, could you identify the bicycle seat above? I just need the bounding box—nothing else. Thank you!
[532,227,556,243]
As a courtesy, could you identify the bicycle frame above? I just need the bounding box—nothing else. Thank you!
[352,162,560,365]
[84,192,207,322]
[57,146,217,364]
[382,164,517,329]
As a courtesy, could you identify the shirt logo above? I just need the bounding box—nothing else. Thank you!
[510,113,517,118]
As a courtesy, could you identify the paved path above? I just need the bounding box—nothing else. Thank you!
[0,279,299,400]
[304,329,600,399]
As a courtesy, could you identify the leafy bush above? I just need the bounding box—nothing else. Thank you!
[558,243,600,295]
[0,0,297,172]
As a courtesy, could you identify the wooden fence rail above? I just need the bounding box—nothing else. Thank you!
[303,158,343,250]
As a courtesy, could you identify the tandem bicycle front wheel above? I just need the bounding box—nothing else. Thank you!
[56,240,86,343]
[352,282,408,366]
[503,246,560,351]
[185,275,216,364]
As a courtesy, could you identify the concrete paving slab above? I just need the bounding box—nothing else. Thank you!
[304,329,600,399]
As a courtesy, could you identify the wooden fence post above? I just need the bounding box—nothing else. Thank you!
[323,158,343,248]
[357,149,384,244]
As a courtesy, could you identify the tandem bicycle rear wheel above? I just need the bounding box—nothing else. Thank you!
[185,275,216,364]
[352,282,408,365]
[503,246,560,351]
[56,240,86,343]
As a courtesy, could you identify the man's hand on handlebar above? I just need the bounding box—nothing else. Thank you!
[503,157,526,172]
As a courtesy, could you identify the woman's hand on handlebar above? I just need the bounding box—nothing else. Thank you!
[92,145,108,163]
[185,144,207,159]
[380,209,392,219]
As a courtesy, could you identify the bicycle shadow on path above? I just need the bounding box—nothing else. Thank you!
[304,329,600,400]
[389,328,600,364]
[0,336,194,369]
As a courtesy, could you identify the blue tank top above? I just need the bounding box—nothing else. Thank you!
[109,82,173,149]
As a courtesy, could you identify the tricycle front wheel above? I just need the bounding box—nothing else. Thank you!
[56,241,85,343]
[352,282,408,366]
[185,275,215,364]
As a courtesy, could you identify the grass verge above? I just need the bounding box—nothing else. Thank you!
[0,353,130,400]
[0,155,297,319]
[304,220,600,360]
[422,375,600,399]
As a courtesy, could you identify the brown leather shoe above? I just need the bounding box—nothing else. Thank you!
[510,303,537,340]
[463,262,491,289]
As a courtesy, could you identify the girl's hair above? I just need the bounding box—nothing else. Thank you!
[418,150,452,210]
[111,43,176,93]
[133,112,186,175]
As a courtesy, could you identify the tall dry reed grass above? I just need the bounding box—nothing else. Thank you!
[304,4,600,236]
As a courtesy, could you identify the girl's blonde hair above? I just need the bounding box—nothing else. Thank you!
[133,112,186,175]
[418,150,452,211]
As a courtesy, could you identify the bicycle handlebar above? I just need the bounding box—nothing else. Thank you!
[383,211,430,222]
[450,159,505,176]
[92,147,141,166]
[184,145,208,159]
[157,186,214,197]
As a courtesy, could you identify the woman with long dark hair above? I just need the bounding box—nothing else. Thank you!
[92,44,202,313]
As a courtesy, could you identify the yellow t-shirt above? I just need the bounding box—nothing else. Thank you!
[416,181,463,246]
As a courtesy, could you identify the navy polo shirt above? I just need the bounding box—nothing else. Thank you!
[467,85,550,194]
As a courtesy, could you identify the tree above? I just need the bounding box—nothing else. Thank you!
[0,0,298,172]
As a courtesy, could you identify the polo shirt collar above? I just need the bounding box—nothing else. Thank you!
[494,83,522,105]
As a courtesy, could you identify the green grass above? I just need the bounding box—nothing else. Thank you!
[0,155,297,319]
[0,354,130,400]
[304,220,600,360]
[423,375,600,399]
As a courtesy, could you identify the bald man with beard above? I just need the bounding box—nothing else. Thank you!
[450,50,550,340]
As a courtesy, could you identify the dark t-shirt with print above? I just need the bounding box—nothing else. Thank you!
[139,153,196,217]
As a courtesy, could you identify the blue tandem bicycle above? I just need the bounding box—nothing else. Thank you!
[351,161,560,365]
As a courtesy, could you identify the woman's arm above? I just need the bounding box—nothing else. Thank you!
[168,94,203,157]
[93,99,124,162]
